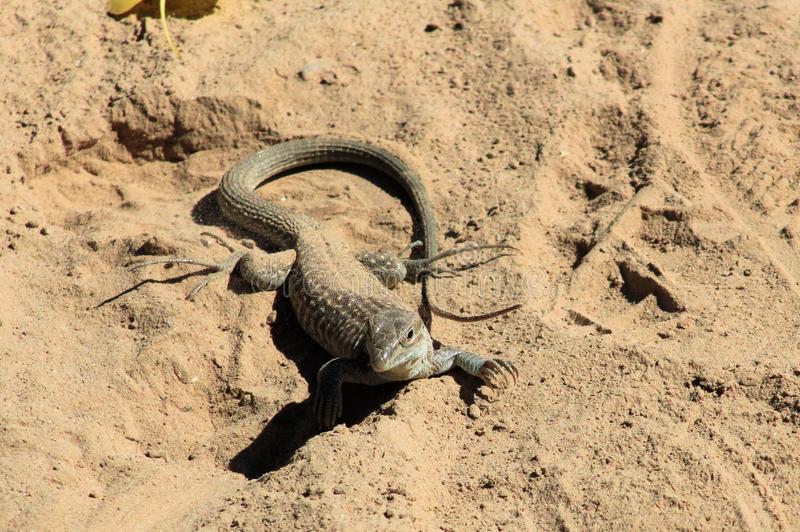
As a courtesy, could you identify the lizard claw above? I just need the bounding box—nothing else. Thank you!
[479,359,519,389]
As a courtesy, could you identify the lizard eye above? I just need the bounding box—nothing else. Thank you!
[399,327,415,345]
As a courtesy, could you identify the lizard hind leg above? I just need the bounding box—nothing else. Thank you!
[356,241,518,289]
[126,251,246,300]
[126,235,294,300]
[404,242,519,281]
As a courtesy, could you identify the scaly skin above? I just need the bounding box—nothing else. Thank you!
[130,137,519,429]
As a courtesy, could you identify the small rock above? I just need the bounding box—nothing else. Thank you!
[467,404,481,419]
[9,207,19,215]
[676,320,690,330]
[39,227,49,236]
[8,241,17,251]
[25,221,39,229]
[266,310,278,325]
[384,509,395,519]
[86,240,99,252]
[88,492,98,499]
[135,236,171,256]
[298,60,337,85]
[566,65,576,77]
[424,23,440,32]
[743,268,752,276]
[657,331,671,339]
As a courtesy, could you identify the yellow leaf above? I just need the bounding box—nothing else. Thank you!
[106,0,179,55]
[107,0,143,15]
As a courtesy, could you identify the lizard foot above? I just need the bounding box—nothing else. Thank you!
[405,241,519,280]
[126,249,245,300]
[433,347,520,388]
[314,359,346,430]
[313,384,343,431]
[478,359,519,389]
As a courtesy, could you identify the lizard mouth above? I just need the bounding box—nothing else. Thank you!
[371,343,425,377]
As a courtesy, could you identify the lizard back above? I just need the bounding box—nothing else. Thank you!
[217,137,434,357]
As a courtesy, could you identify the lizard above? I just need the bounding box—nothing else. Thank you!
[128,137,520,429]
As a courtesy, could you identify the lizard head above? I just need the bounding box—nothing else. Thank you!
[365,308,433,380]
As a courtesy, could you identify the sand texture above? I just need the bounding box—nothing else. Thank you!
[1,0,799,529]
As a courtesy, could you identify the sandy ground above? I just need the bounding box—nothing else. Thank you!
[2,0,800,529]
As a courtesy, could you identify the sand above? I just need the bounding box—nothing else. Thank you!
[2,0,799,529]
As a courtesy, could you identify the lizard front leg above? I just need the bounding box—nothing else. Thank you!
[427,346,518,389]
[314,357,388,430]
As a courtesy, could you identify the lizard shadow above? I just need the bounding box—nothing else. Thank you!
[227,294,405,480]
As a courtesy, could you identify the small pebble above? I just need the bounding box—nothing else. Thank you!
[267,310,278,324]
[25,221,39,229]
[468,404,482,419]
[39,227,49,236]
[8,242,17,251]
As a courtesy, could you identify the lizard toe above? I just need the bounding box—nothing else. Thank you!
[479,361,504,388]
[494,359,519,385]
[480,359,518,389]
